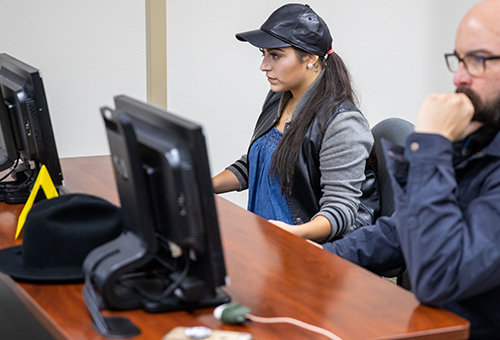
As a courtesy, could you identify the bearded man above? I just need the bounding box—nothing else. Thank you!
[321,1,500,338]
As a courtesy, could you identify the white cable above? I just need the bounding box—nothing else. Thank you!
[246,314,343,340]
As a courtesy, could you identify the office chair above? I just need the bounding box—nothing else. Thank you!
[372,118,414,217]
[371,117,414,290]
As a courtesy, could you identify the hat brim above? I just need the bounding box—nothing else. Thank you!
[0,246,83,282]
[236,29,291,49]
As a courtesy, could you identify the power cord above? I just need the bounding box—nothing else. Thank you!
[246,314,343,340]
[214,303,343,340]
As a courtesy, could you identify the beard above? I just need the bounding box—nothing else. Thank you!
[456,87,500,148]
[456,87,500,126]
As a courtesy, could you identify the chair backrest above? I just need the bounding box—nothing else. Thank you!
[371,118,414,217]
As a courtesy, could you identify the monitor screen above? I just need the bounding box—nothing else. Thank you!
[97,95,229,311]
[0,54,63,203]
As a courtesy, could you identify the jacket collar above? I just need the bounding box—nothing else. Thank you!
[479,129,500,158]
[453,128,500,168]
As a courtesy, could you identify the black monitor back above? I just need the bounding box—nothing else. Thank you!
[102,95,227,294]
[0,53,63,187]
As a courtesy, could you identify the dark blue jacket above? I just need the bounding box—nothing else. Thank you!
[324,131,500,339]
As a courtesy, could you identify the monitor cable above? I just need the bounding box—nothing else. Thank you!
[115,238,191,302]
[0,165,35,193]
[0,157,19,183]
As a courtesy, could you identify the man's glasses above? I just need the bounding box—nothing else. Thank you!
[445,51,500,76]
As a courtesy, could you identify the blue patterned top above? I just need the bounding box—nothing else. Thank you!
[247,127,293,224]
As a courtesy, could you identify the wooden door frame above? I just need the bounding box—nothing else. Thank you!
[146,0,167,108]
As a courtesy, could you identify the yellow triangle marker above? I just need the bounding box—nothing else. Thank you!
[15,165,59,239]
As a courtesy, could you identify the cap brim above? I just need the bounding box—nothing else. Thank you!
[236,29,290,49]
[0,246,83,283]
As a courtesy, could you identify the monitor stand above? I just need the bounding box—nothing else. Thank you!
[0,168,32,204]
[83,232,231,338]
[0,164,70,204]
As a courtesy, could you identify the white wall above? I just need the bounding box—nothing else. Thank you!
[0,1,482,208]
[167,0,481,208]
[0,0,146,158]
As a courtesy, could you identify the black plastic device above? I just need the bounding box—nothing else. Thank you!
[0,53,64,203]
[83,95,230,338]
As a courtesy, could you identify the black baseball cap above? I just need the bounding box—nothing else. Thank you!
[236,4,333,57]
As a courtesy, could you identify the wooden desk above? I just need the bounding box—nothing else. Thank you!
[0,156,469,340]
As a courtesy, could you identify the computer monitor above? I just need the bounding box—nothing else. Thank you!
[0,53,63,203]
[83,95,229,321]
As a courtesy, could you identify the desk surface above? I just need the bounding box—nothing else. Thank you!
[0,156,469,340]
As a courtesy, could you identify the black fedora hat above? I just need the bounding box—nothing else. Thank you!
[235,3,333,57]
[0,194,123,282]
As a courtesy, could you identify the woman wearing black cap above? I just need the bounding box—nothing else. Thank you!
[212,4,375,243]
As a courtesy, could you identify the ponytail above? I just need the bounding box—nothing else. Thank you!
[271,49,357,194]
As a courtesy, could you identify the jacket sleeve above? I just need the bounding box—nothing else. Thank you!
[225,155,249,191]
[390,133,500,306]
[313,111,374,240]
[322,215,406,275]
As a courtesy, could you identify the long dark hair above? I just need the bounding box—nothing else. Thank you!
[270,48,357,194]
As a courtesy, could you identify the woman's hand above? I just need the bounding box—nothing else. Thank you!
[269,220,297,234]
[306,239,324,249]
[268,215,331,243]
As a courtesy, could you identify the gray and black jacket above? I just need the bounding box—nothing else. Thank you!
[227,74,379,241]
